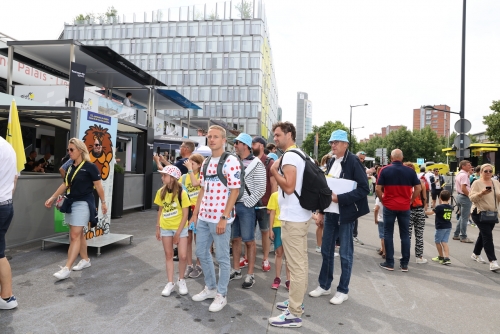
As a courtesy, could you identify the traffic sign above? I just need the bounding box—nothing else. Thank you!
[453,134,471,149]
[454,119,471,133]
[417,158,424,165]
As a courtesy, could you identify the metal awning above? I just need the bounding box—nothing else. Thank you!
[156,89,201,110]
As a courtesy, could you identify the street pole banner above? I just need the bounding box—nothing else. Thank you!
[68,62,86,103]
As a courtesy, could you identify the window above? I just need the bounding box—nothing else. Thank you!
[142,39,151,54]
[426,120,431,125]
[212,71,222,85]
[228,70,236,85]
[161,24,168,36]
[182,38,190,53]
[221,88,228,101]
[242,37,252,52]
[151,24,160,37]
[251,70,261,85]
[433,114,438,118]
[425,110,432,114]
[173,39,181,53]
[212,22,221,36]
[222,22,232,35]
[103,26,112,39]
[173,55,181,69]
[194,54,203,69]
[426,115,431,120]
[191,87,199,101]
[229,54,240,68]
[207,37,217,52]
[241,54,249,68]
[250,54,260,68]
[237,70,245,85]
[196,37,206,52]
[158,38,168,53]
[134,25,144,38]
[432,125,438,128]
[253,37,262,52]
[188,22,198,36]
[232,37,241,52]
[432,120,438,123]
[233,22,244,35]
[198,71,206,85]
[211,88,219,101]
[181,55,189,69]
[169,24,176,37]
[177,23,187,36]
[239,87,247,101]
[249,88,260,101]
[205,55,212,69]
[162,55,172,69]
[200,87,210,101]
[113,26,121,38]
[251,22,261,35]
[222,103,232,117]
[199,22,207,36]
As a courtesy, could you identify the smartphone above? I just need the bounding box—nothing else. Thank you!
[486,186,492,190]
[156,146,160,155]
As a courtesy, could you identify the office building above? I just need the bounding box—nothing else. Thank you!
[296,92,312,146]
[62,0,279,139]
[413,104,451,137]
[381,125,403,137]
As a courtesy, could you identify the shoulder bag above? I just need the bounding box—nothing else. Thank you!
[56,161,85,212]
[480,181,498,223]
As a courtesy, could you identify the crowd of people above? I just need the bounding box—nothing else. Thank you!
[1,122,499,331]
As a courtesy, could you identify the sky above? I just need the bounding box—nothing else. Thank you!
[1,0,499,141]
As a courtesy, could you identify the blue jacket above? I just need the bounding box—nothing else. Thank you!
[325,150,370,223]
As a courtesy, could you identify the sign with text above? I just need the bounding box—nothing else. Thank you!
[68,62,86,103]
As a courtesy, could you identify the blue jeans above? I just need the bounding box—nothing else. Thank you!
[232,202,256,242]
[195,219,232,296]
[383,207,411,267]
[454,194,471,239]
[318,213,354,294]
[0,203,14,258]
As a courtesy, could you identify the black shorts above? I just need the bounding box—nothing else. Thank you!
[432,189,442,201]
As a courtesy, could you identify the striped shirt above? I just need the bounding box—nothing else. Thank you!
[239,157,266,207]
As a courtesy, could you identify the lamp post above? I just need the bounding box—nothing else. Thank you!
[423,105,462,161]
[350,104,368,144]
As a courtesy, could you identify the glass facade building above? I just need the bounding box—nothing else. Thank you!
[62,0,279,139]
[296,92,312,146]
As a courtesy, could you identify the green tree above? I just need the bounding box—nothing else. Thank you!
[358,135,387,163]
[301,121,349,160]
[384,127,415,161]
[413,126,440,163]
[483,100,500,143]
[235,1,253,19]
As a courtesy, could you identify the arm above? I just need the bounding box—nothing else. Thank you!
[93,180,108,214]
[191,187,204,222]
[44,183,68,208]
[270,158,297,195]
[375,185,384,203]
[153,155,164,171]
[12,175,18,194]
[269,210,275,240]
[217,187,239,235]
[184,160,201,187]
[59,167,66,178]
[156,208,162,241]
[337,158,370,205]
[374,205,379,224]
[469,180,490,203]
[410,184,422,204]
[270,175,278,193]
[461,183,470,197]
[421,180,427,211]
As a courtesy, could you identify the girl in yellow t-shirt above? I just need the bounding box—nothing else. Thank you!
[154,165,191,297]
[267,191,291,290]
[181,153,204,279]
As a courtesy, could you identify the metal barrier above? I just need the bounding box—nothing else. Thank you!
[123,174,145,210]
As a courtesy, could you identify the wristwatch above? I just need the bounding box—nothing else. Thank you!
[220,215,228,220]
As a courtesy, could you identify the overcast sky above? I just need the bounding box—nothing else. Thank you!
[1,0,499,140]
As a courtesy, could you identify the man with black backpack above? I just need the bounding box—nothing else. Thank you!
[309,130,370,307]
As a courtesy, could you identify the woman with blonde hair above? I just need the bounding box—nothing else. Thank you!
[45,138,107,280]
[469,164,500,271]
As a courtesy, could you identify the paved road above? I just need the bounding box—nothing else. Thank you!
[2,195,500,333]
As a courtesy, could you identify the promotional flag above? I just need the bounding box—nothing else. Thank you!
[6,99,26,172]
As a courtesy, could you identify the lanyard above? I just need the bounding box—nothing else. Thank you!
[65,161,85,193]
[285,144,297,152]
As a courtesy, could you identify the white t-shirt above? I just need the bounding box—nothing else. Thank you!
[278,149,312,222]
[123,97,131,107]
[425,172,433,189]
[375,197,384,222]
[198,155,241,224]
[0,137,17,202]
[326,156,344,214]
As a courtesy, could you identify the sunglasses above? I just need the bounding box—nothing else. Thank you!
[94,144,101,147]
[234,140,241,145]
[68,148,75,152]
[483,170,493,173]
[359,151,366,155]
[330,141,341,145]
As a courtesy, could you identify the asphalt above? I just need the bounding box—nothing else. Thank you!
[2,195,500,334]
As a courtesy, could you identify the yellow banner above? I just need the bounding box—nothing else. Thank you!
[6,99,26,173]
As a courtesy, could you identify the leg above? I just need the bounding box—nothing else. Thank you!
[435,243,444,257]
[414,208,426,258]
[231,203,244,270]
[211,222,232,296]
[239,204,256,274]
[0,258,12,298]
[380,239,385,256]
[162,236,175,283]
[275,247,283,278]
[0,204,14,298]
[318,213,339,290]
[259,209,271,262]
[442,242,450,258]
[472,214,484,256]
[337,222,354,294]
[397,210,411,267]
[232,238,242,270]
[177,231,189,280]
[477,222,497,262]
[187,230,193,266]
[79,231,89,261]
[65,226,85,268]
[316,225,323,247]
[409,209,415,243]
[454,198,462,238]
[383,207,397,267]
[353,219,358,238]
[245,240,257,275]
[195,220,216,290]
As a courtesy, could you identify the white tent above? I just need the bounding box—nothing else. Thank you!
[194,145,211,156]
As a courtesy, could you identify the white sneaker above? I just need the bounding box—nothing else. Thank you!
[53,266,71,280]
[315,246,321,253]
[192,286,217,302]
[0,295,18,310]
[471,253,487,264]
[72,258,91,271]
[308,286,331,297]
[490,261,500,272]
[330,291,349,305]
[334,252,339,257]
[416,257,428,264]
[177,279,188,295]
[208,293,227,312]
[161,282,175,297]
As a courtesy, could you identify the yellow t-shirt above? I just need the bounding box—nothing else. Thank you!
[267,192,281,228]
[181,173,201,205]
[154,188,191,230]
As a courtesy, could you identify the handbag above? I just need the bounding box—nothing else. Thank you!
[55,161,85,212]
[480,182,498,223]
[55,195,66,210]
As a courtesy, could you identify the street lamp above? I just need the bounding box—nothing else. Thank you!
[423,105,464,161]
[352,126,365,130]
[350,104,368,144]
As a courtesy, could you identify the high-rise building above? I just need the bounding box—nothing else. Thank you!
[413,105,451,137]
[381,125,403,137]
[296,92,312,146]
[62,0,279,139]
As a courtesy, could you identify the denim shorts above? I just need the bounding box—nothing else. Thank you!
[377,220,385,239]
[435,228,451,243]
[232,202,256,242]
[272,227,282,249]
[65,201,90,227]
[256,208,270,232]
[0,203,14,259]
[160,227,188,238]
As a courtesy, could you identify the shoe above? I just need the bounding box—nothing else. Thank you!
[490,261,500,272]
[471,253,486,264]
[242,274,255,289]
[285,280,290,290]
[452,236,460,240]
[432,256,444,264]
[334,252,339,257]
[442,258,451,265]
[262,259,271,272]
[461,238,474,243]
[0,295,18,310]
[192,286,217,301]
[269,309,302,328]
[239,257,248,268]
[379,262,394,271]
[330,292,348,305]
[189,265,203,278]
[416,257,428,264]
[184,265,194,278]
[315,246,321,253]
[178,279,188,295]
[209,293,227,312]
[400,265,408,272]
[271,277,281,290]
[353,237,364,245]
[230,269,242,281]
[72,258,91,271]
[377,248,383,255]
[276,299,305,313]
[309,286,331,297]
[161,282,175,297]
[53,266,71,280]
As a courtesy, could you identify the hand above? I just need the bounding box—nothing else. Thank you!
[101,203,108,215]
[173,232,180,245]
[216,219,227,235]
[271,157,281,172]
[159,155,169,165]
[269,230,275,241]
[184,159,193,170]
[153,155,160,163]
[375,220,379,225]
[481,188,492,196]
[331,193,338,203]
[316,213,324,226]
[45,197,55,208]
[155,227,161,241]
[192,210,199,223]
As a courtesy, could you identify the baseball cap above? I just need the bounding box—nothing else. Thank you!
[252,136,267,146]
[159,165,182,180]
[328,130,349,144]
[234,133,252,148]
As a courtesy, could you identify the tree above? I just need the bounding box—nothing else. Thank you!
[384,127,415,162]
[359,135,387,163]
[301,121,349,160]
[483,100,500,143]
[413,126,440,163]
[235,1,253,19]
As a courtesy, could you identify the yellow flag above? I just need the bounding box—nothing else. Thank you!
[7,99,26,173]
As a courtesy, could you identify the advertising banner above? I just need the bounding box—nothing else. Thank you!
[75,90,100,113]
[13,85,67,106]
[154,116,165,136]
[68,62,86,103]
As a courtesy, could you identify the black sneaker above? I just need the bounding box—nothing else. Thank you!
[379,262,394,271]
[400,265,408,272]
[230,269,242,281]
[242,274,255,289]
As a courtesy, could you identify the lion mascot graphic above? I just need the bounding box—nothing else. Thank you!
[83,124,114,181]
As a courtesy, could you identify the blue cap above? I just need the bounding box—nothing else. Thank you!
[234,133,253,149]
[328,130,349,143]
[268,153,279,161]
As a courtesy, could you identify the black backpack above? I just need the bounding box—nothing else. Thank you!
[202,152,246,202]
[279,149,332,211]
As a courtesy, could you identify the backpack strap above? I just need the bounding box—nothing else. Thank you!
[279,149,306,201]
[217,152,229,187]
[178,188,183,207]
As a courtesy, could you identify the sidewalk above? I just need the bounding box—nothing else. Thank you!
[2,195,500,333]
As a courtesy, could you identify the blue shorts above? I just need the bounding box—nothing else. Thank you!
[272,227,282,249]
[377,220,385,239]
[161,227,188,238]
[435,228,451,244]
[232,202,256,242]
[256,208,270,232]
[65,201,90,227]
